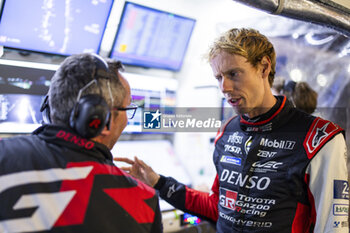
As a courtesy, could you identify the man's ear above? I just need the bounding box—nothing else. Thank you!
[100,126,111,137]
[91,125,110,145]
[260,56,271,79]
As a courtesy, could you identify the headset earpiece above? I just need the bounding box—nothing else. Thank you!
[69,94,109,139]
[43,53,114,138]
[40,95,51,124]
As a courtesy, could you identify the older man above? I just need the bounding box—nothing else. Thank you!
[0,53,162,233]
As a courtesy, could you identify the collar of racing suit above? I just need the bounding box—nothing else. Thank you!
[32,124,113,161]
[239,95,294,132]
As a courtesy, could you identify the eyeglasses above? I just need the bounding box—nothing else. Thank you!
[113,103,138,119]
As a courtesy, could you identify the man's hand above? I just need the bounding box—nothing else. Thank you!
[114,157,160,187]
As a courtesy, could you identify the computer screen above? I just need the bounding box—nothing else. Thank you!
[0,94,44,133]
[122,72,177,133]
[109,2,196,71]
[0,0,114,56]
[0,61,56,133]
[0,63,54,95]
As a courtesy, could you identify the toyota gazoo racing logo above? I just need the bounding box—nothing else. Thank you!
[0,162,156,232]
[219,188,239,210]
[219,189,276,218]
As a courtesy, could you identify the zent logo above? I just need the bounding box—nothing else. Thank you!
[143,110,161,129]
[257,150,277,158]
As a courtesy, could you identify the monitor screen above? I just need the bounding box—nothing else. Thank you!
[109,2,196,71]
[121,72,177,133]
[0,0,114,56]
[0,94,44,133]
[0,60,56,133]
[0,63,55,95]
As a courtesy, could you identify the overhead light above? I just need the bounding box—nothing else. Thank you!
[305,32,334,45]
[290,69,302,82]
[317,74,327,87]
[292,33,299,39]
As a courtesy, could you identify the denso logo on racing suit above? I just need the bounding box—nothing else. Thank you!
[220,169,271,190]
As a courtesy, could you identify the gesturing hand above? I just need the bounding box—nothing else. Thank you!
[114,156,160,187]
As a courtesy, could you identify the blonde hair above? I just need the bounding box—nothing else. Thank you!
[208,28,276,86]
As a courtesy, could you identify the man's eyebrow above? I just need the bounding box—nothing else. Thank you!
[223,68,242,74]
[216,68,241,77]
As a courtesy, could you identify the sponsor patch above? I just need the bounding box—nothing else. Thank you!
[224,144,242,154]
[333,221,349,228]
[220,155,241,166]
[220,169,271,190]
[257,150,277,158]
[219,188,238,210]
[334,180,349,200]
[333,204,349,216]
[250,161,283,173]
[245,123,273,132]
[304,117,342,159]
[260,138,295,150]
[227,132,243,145]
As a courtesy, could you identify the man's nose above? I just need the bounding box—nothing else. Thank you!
[221,76,233,93]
